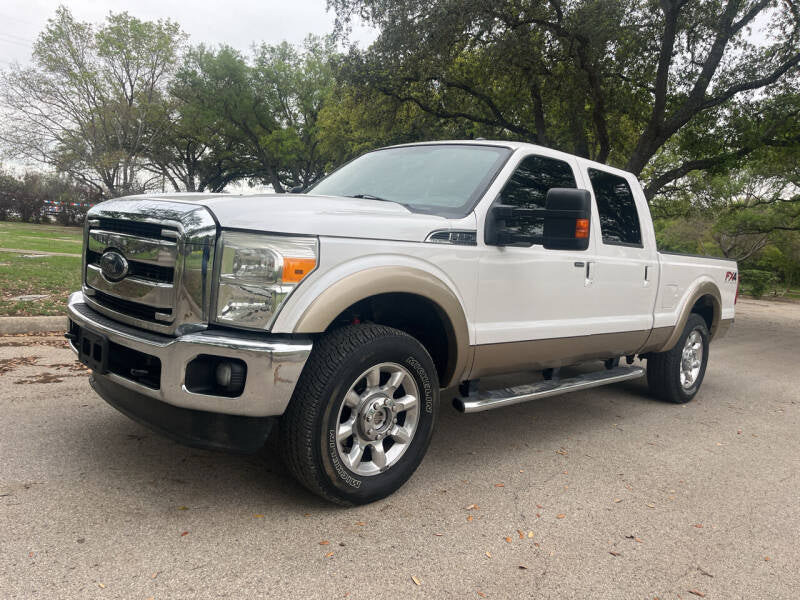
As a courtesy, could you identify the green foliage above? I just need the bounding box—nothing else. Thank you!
[0,6,185,197]
[331,0,800,198]
[741,269,778,299]
[170,36,338,192]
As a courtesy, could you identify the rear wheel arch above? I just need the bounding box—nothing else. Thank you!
[659,281,721,352]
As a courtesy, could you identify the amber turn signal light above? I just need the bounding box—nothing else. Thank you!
[575,218,590,239]
[282,257,316,283]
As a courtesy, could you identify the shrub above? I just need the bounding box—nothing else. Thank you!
[741,269,778,299]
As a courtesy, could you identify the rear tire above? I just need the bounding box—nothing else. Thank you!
[279,324,439,505]
[646,313,709,404]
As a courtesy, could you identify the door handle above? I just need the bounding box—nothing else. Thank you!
[585,261,594,287]
[644,265,651,287]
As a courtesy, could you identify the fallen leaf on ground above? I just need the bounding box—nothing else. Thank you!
[180,531,189,537]
[517,530,524,539]
[319,540,330,545]
[485,551,492,558]
[536,504,543,509]
[613,498,623,503]
[764,556,771,561]
[494,483,505,488]
[478,592,487,598]
[688,590,705,598]
[556,449,568,455]
[609,551,621,557]
[253,514,264,518]
[635,537,643,543]
[151,572,158,579]
[527,531,534,538]
[98,583,106,589]
[465,504,479,510]
[355,521,365,526]
[467,515,474,522]
[325,552,334,558]
[411,576,421,586]
[505,537,512,543]
[694,524,703,528]
[303,513,311,517]
[518,564,527,569]
[556,514,566,519]
[177,506,188,511]
[647,503,655,508]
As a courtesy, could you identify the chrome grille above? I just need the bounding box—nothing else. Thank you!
[82,198,217,336]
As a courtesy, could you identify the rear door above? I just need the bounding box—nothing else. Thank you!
[578,164,658,344]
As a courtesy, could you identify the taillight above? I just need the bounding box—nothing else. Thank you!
[735,277,739,304]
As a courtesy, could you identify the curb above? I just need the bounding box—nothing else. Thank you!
[0,316,67,335]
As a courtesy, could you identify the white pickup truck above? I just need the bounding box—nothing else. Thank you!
[67,140,737,505]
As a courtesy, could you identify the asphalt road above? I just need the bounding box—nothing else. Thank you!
[1,298,798,599]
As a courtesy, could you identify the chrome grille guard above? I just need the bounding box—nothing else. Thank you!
[82,197,217,336]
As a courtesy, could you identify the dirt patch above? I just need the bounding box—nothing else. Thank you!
[0,356,39,375]
[14,371,86,385]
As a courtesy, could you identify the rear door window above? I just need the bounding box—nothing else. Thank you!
[587,169,642,246]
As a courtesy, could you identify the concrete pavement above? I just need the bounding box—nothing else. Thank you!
[1,298,798,599]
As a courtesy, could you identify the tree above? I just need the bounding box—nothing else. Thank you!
[0,6,185,197]
[171,36,338,193]
[330,0,800,198]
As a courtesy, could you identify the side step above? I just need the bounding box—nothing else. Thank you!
[453,366,645,414]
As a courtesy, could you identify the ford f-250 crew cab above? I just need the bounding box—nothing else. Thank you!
[66,140,737,505]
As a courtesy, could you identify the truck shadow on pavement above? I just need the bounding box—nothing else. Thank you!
[73,376,666,510]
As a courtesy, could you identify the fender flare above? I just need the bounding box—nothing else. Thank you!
[293,266,471,388]
[656,280,722,353]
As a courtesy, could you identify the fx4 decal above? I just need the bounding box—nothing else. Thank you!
[725,271,738,283]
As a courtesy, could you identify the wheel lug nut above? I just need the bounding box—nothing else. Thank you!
[393,418,397,424]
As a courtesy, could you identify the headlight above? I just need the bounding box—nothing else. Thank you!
[214,232,317,330]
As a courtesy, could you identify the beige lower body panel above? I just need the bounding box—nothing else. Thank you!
[470,330,651,379]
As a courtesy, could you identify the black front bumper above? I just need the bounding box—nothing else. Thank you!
[90,373,275,453]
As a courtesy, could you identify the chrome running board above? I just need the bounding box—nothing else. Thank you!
[454,366,645,414]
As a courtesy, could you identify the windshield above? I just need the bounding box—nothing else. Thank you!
[308,144,512,217]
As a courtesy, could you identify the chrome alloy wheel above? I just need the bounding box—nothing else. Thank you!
[335,362,420,476]
[680,329,704,389]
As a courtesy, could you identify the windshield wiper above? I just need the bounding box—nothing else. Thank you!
[347,193,393,203]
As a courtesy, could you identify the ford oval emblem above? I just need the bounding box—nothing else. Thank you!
[100,250,129,282]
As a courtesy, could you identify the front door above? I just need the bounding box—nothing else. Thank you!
[474,153,599,365]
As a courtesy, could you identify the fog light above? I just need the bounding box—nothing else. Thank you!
[216,360,245,392]
[185,355,247,397]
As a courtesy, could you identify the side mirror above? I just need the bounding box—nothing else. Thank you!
[542,188,591,251]
[289,185,305,194]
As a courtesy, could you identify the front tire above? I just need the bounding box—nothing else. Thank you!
[279,324,439,505]
[646,313,710,404]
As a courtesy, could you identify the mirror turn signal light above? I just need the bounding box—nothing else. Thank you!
[575,218,590,239]
[282,257,317,283]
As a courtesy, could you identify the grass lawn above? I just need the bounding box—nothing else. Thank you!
[0,253,82,316]
[0,222,83,316]
[0,221,83,254]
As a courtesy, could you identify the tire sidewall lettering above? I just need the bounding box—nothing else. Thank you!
[327,428,362,488]
[405,356,433,414]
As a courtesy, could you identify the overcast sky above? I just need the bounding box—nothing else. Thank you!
[0,0,377,67]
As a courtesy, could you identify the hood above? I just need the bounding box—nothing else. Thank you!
[148,193,452,242]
